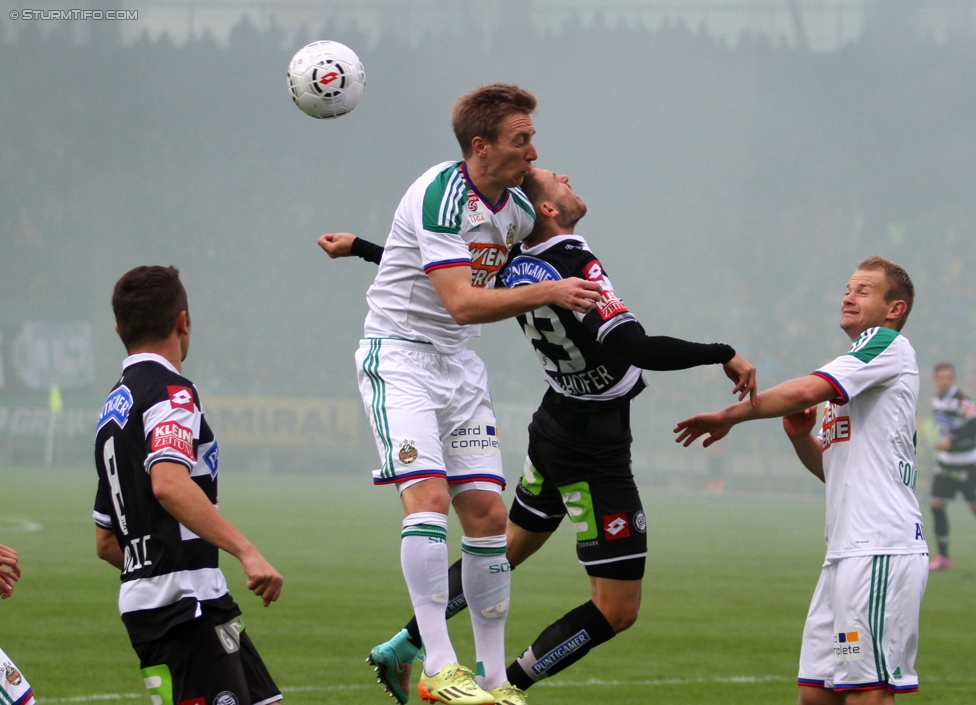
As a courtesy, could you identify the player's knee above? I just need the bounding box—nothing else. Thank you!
[594,597,640,633]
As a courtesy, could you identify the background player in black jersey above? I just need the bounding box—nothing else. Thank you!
[94,265,284,705]
[318,167,757,703]
[928,362,976,571]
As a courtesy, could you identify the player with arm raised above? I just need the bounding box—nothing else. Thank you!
[93,265,283,705]
[321,166,757,703]
[675,256,926,705]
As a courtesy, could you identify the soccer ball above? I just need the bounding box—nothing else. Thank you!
[287,40,365,119]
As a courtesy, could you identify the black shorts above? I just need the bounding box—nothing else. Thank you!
[133,616,281,705]
[932,463,976,502]
[508,399,646,581]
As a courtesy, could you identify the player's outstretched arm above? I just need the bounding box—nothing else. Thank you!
[151,462,283,607]
[429,265,601,325]
[0,543,21,599]
[675,375,837,448]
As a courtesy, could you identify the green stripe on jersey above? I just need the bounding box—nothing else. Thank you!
[422,162,465,234]
[846,326,898,363]
[510,185,536,219]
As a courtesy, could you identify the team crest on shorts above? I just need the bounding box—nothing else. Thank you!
[4,662,22,686]
[398,440,419,464]
[213,692,239,705]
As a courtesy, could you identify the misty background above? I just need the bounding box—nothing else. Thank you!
[2,0,975,494]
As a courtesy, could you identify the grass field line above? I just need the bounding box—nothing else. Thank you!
[0,516,42,532]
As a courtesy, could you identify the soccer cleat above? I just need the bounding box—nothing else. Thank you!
[929,555,953,571]
[367,628,421,704]
[417,663,495,705]
[488,681,528,705]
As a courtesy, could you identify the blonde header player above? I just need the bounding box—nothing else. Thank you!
[320,84,601,705]
[674,256,927,705]
[1,543,36,705]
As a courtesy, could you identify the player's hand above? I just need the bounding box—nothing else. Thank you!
[722,354,758,405]
[317,232,356,258]
[674,411,732,448]
[240,547,283,607]
[783,406,818,439]
[0,544,22,600]
[550,278,602,313]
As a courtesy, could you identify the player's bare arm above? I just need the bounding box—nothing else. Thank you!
[782,407,825,482]
[674,374,836,448]
[428,264,601,325]
[151,461,283,607]
[722,353,758,405]
[0,543,21,599]
[317,232,356,258]
[95,527,124,570]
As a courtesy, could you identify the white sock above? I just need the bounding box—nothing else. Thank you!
[401,512,455,676]
[461,534,510,689]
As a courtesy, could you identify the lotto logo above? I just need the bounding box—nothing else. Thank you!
[582,260,604,282]
[603,512,630,539]
[167,386,195,411]
[318,71,339,85]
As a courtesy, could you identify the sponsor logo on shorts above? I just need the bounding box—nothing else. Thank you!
[4,662,22,686]
[151,421,195,460]
[213,693,239,705]
[167,385,195,411]
[833,631,863,662]
[448,422,500,456]
[398,439,418,464]
[98,385,133,431]
[603,512,630,540]
[633,510,647,533]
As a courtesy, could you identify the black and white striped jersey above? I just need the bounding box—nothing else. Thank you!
[93,352,240,644]
[933,385,976,465]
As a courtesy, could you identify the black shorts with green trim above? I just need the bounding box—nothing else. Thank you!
[133,615,281,705]
[509,400,646,581]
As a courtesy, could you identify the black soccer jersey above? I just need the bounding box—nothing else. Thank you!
[933,385,976,465]
[93,353,240,644]
[499,235,643,404]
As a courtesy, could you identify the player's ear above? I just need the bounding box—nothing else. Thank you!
[175,310,190,336]
[470,135,488,158]
[887,299,908,325]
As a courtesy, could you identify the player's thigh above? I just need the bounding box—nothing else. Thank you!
[959,464,976,502]
[441,351,505,488]
[356,343,448,484]
[930,469,962,501]
[801,555,927,693]
[136,618,279,705]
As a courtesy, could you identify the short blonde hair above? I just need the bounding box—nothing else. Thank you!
[857,255,914,330]
[452,84,537,158]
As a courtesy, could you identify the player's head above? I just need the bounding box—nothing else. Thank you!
[521,167,587,241]
[112,265,190,358]
[934,362,956,395]
[453,84,537,186]
[840,255,914,339]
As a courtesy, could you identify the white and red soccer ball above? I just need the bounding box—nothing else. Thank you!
[287,40,365,119]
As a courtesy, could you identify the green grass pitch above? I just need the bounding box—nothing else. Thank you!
[2,465,975,704]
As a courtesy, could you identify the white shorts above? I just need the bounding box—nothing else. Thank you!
[356,339,504,492]
[798,553,928,694]
[0,645,35,705]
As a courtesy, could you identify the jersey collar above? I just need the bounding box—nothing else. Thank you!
[123,352,179,374]
[460,161,510,213]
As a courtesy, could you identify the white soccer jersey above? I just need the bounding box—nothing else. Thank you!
[812,327,926,560]
[363,161,535,354]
